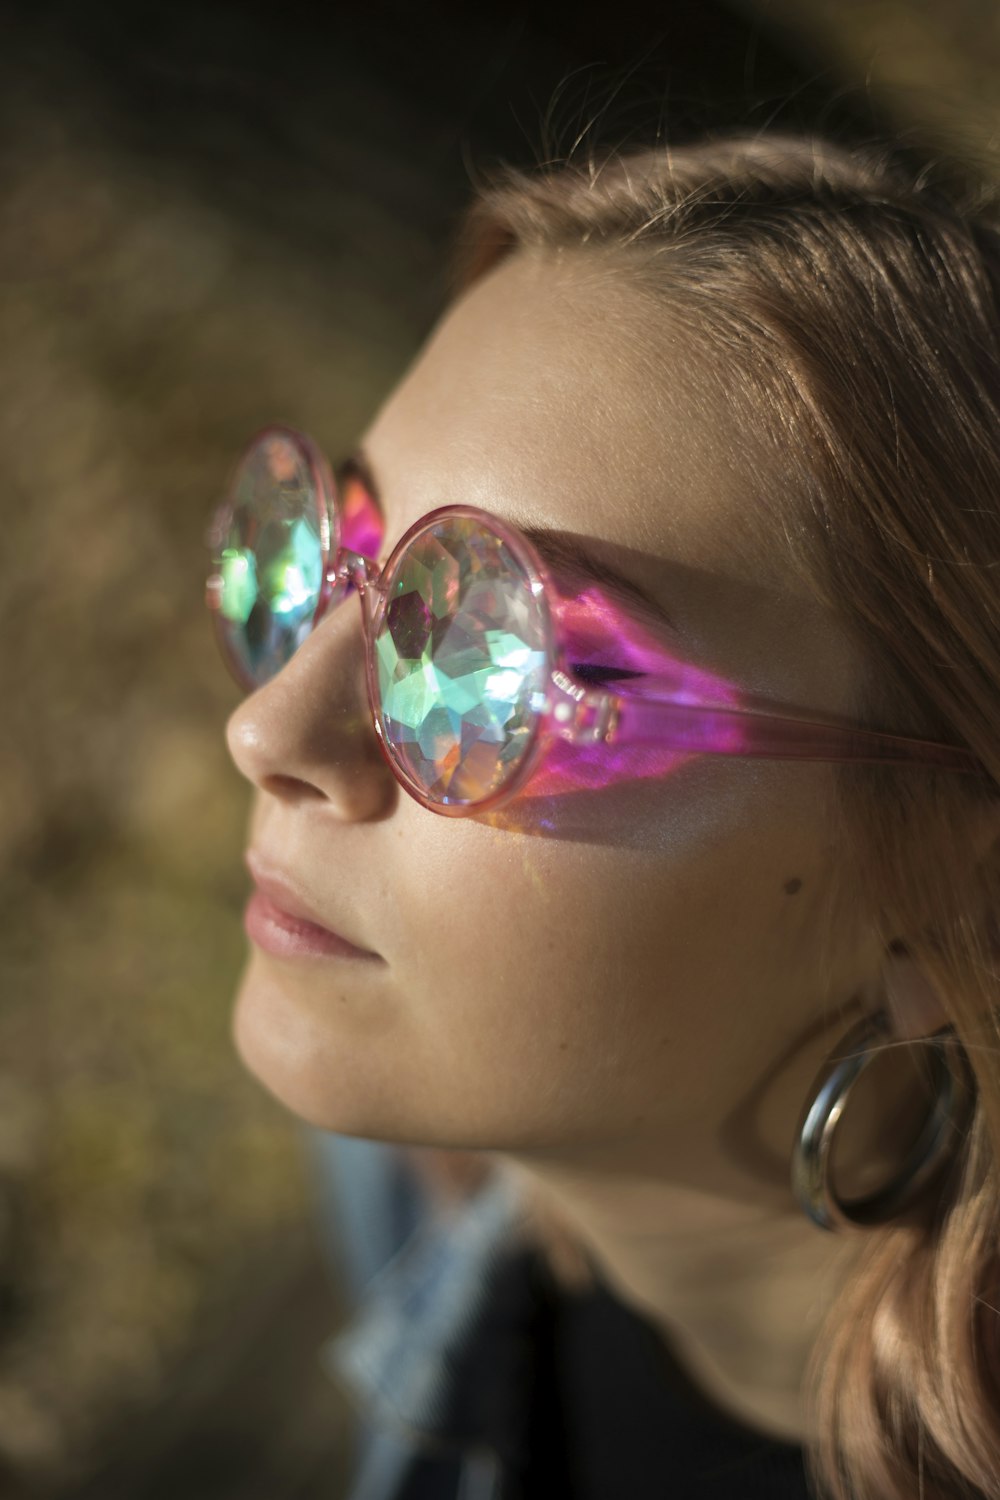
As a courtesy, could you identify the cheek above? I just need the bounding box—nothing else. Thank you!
[391,827,720,1142]
[393,773,836,1146]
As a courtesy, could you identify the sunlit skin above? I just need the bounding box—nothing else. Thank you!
[223,245,961,1444]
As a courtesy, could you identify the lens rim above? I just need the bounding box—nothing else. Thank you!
[364,503,558,816]
[205,424,339,692]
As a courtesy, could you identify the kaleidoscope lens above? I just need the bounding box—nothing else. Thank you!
[372,512,551,808]
[207,429,332,689]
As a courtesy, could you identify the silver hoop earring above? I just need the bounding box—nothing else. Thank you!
[791,1007,977,1232]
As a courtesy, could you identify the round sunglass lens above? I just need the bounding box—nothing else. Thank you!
[373,514,550,808]
[208,430,329,688]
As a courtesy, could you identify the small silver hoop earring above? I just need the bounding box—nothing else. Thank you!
[791,1007,977,1232]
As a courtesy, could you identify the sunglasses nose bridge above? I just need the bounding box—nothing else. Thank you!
[335,549,382,590]
[321,547,382,611]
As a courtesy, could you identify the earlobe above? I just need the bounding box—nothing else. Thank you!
[881,950,950,1041]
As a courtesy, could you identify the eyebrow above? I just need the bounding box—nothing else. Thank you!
[341,447,681,641]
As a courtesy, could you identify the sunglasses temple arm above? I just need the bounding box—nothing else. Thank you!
[558,688,984,773]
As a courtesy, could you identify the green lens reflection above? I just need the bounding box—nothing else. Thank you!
[213,433,326,686]
[217,548,257,626]
[374,514,549,807]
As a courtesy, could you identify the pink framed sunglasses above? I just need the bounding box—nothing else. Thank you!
[204,424,984,817]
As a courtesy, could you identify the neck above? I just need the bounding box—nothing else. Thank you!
[497,1155,864,1446]
[488,994,934,1447]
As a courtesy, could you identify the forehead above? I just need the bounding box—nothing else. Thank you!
[360,246,859,712]
[366,247,747,555]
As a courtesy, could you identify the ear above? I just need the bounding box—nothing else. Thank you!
[881,794,1000,1042]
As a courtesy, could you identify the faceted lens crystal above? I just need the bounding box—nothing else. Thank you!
[374,515,550,807]
[211,432,327,687]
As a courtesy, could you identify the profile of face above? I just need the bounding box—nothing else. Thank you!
[225,245,886,1205]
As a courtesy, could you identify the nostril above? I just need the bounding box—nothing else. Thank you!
[260,773,327,801]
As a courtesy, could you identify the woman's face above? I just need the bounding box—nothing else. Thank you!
[225,246,876,1195]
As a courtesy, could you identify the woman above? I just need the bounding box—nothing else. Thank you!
[206,129,1000,1499]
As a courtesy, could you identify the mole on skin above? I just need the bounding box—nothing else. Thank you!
[783,878,803,895]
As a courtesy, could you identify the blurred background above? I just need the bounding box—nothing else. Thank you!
[1,0,998,1495]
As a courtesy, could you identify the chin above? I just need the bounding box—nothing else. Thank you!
[229,958,382,1134]
[228,954,568,1153]
[228,955,445,1145]
[231,985,339,1130]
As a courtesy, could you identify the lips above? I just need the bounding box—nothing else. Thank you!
[244,848,380,958]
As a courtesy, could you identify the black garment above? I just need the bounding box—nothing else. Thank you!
[324,1165,815,1499]
[515,1248,813,1499]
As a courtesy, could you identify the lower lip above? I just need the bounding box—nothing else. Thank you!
[243,889,379,961]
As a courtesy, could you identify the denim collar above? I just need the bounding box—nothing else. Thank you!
[321,1166,540,1460]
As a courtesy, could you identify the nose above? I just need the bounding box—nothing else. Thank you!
[224,599,398,821]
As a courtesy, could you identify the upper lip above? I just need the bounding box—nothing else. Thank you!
[244,848,381,958]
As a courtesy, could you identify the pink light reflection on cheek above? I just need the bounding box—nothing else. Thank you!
[521,732,688,801]
[504,582,745,807]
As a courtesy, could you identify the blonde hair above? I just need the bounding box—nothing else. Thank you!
[410,129,1000,1499]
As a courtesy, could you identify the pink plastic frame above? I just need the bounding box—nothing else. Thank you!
[206,425,986,818]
